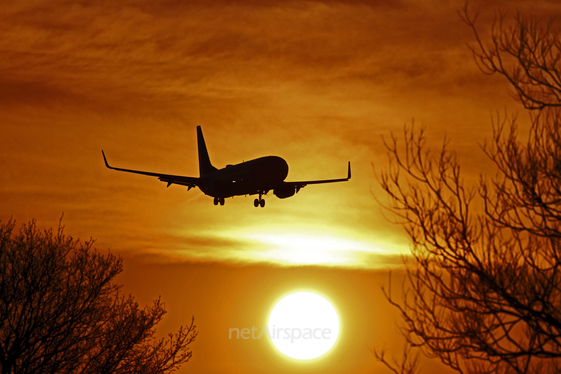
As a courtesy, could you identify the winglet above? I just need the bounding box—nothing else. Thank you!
[347,161,351,180]
[102,150,113,170]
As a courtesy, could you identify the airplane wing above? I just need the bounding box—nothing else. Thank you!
[102,150,200,189]
[284,162,351,191]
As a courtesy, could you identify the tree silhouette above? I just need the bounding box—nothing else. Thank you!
[462,6,561,111]
[374,9,561,374]
[0,219,197,374]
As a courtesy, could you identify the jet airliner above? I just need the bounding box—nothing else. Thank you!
[102,126,350,207]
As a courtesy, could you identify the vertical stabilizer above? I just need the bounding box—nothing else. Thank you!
[197,126,218,177]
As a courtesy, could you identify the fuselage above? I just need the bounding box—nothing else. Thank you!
[198,156,289,198]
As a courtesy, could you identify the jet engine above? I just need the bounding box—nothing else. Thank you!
[273,183,296,199]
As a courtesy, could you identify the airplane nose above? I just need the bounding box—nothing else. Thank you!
[273,157,289,179]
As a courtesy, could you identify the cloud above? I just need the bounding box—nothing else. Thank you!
[0,1,472,103]
[0,0,555,270]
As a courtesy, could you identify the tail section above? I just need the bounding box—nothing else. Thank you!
[197,126,218,177]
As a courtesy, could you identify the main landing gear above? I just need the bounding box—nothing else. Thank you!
[253,192,265,208]
[213,197,225,206]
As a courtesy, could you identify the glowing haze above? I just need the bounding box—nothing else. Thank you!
[0,0,524,269]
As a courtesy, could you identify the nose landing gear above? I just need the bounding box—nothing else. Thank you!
[213,197,225,206]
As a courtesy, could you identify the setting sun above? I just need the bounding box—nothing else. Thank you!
[268,292,340,360]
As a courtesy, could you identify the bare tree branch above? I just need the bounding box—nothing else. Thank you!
[0,219,197,374]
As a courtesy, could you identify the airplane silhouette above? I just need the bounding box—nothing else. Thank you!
[102,126,350,207]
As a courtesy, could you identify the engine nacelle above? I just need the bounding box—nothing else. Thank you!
[273,183,296,199]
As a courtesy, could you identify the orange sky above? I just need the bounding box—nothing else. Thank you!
[1,0,558,373]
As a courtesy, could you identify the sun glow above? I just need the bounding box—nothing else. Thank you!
[239,230,391,267]
[268,292,339,360]
[170,226,407,269]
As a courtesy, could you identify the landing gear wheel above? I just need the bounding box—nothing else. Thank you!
[259,199,265,208]
[219,198,225,206]
[254,199,259,207]
[213,197,219,206]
